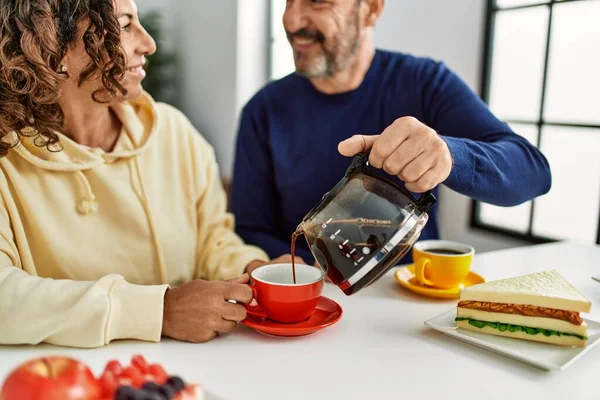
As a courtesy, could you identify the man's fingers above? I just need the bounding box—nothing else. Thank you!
[338,134,379,157]
[221,302,248,322]
[273,254,307,265]
[274,254,293,263]
[369,118,419,168]
[404,166,440,193]
[381,138,425,176]
[294,256,307,265]
[399,151,437,183]
[222,282,253,304]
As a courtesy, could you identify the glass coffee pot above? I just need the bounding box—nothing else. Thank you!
[296,151,436,295]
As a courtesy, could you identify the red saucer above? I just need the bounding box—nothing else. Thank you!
[242,296,343,337]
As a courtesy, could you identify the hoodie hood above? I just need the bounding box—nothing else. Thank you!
[3,92,160,218]
[5,92,158,172]
[1,92,171,283]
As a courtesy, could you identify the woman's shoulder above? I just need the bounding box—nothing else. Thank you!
[152,101,212,151]
[154,102,193,132]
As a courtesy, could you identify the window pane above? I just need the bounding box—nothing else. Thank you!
[271,39,295,80]
[270,2,294,80]
[479,202,533,234]
[543,1,600,125]
[488,7,549,121]
[532,126,600,242]
[270,0,287,41]
[477,123,538,234]
[496,0,549,8]
[509,122,539,145]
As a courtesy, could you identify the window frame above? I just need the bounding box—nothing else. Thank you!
[268,0,275,80]
[471,0,600,245]
[268,0,295,81]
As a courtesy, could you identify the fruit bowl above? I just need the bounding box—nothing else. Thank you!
[0,355,204,400]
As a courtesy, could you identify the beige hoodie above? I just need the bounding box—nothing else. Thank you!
[0,93,268,348]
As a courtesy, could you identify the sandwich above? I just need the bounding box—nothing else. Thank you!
[455,270,591,347]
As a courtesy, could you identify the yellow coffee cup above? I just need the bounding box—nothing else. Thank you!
[412,240,474,289]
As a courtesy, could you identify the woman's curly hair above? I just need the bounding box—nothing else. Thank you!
[0,0,128,156]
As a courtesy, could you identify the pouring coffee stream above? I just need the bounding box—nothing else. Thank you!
[291,230,301,284]
[290,150,437,295]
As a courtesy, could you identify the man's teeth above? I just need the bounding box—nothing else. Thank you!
[295,37,316,45]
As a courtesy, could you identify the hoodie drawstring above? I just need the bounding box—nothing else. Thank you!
[132,157,169,285]
[74,161,168,285]
[75,171,99,215]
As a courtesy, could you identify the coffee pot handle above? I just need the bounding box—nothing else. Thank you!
[346,150,371,173]
[348,150,436,213]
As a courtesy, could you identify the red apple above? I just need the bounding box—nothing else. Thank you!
[0,356,100,400]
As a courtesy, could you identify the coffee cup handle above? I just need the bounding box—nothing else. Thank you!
[244,284,267,318]
[415,258,435,286]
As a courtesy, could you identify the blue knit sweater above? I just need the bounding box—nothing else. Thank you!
[231,50,551,264]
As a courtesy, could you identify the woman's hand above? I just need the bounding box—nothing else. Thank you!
[161,274,253,343]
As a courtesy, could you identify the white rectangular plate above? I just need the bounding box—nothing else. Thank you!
[425,309,600,371]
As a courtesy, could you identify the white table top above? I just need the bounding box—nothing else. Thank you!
[1,241,599,400]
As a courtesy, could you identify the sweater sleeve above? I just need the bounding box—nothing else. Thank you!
[0,194,168,348]
[230,99,295,260]
[419,61,552,206]
[188,122,269,281]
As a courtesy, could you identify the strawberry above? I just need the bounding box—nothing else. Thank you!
[131,355,150,374]
[148,364,168,384]
[98,370,118,398]
[120,366,144,388]
[103,360,123,376]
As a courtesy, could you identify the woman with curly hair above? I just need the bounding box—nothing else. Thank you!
[0,0,294,348]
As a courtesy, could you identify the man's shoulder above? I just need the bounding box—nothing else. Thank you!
[244,73,305,111]
[376,49,444,77]
[263,72,305,95]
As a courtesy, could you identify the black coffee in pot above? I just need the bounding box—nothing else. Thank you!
[294,218,407,292]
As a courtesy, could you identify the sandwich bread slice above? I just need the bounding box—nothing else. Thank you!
[456,270,591,347]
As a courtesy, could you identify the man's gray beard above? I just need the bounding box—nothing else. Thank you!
[295,52,331,78]
[294,39,359,79]
[294,11,361,78]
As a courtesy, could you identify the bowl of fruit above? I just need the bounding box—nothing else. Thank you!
[0,354,204,400]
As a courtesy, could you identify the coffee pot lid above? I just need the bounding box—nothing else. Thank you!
[302,151,437,226]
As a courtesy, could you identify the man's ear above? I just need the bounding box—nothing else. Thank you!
[362,0,385,28]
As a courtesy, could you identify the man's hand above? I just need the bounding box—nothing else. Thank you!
[245,254,308,276]
[338,117,453,193]
[269,254,308,266]
[162,275,253,343]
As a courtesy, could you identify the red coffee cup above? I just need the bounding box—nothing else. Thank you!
[246,263,324,323]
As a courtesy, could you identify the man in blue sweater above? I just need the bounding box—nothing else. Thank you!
[231,0,551,266]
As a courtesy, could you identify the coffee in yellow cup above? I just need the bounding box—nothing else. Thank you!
[412,240,474,289]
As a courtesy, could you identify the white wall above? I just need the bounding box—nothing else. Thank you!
[376,0,528,253]
[138,0,237,175]
[149,0,270,178]
[237,1,270,115]
[136,0,176,48]
[169,1,240,177]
